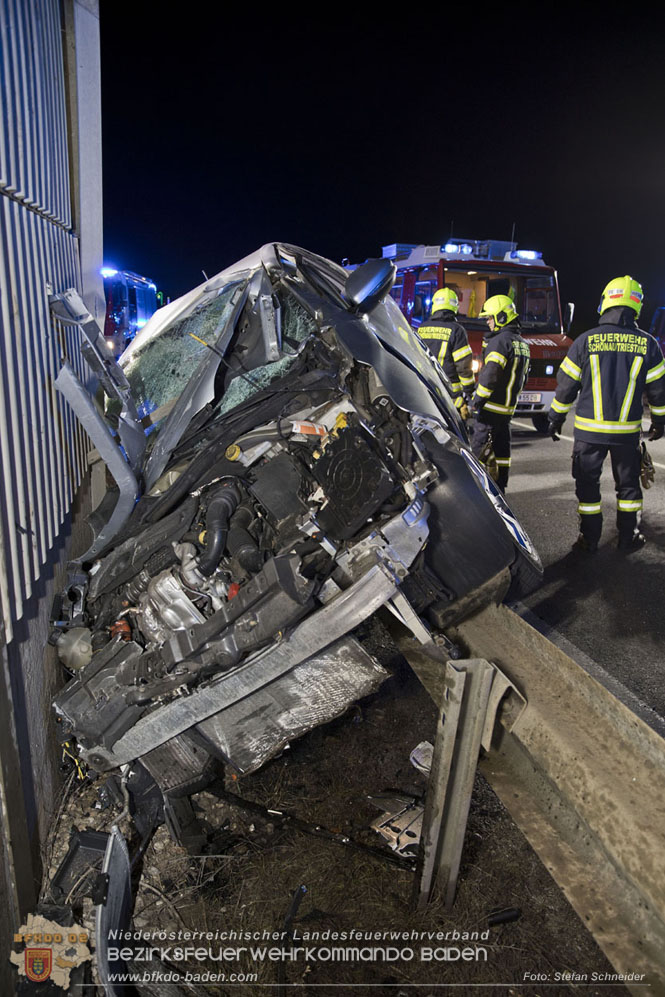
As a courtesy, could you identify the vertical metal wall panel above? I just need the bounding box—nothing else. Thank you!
[0,1,18,193]
[13,1,33,205]
[9,204,39,588]
[0,192,84,645]
[25,210,53,559]
[0,0,101,945]
[2,3,26,196]
[0,513,11,648]
[32,212,61,535]
[41,0,70,227]
[0,200,28,620]
[0,0,71,226]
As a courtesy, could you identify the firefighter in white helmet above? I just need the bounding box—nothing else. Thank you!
[417,287,475,416]
[470,293,530,491]
[548,275,665,552]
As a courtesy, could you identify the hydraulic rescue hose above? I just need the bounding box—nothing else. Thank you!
[198,482,241,577]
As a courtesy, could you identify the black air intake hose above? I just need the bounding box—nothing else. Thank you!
[228,505,263,574]
[198,483,241,577]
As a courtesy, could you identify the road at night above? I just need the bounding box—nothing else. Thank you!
[504,417,665,722]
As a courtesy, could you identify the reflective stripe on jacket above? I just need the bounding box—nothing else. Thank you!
[474,322,530,417]
[550,314,665,444]
[417,311,474,395]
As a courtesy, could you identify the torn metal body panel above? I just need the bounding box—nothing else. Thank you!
[95,827,132,997]
[370,795,424,858]
[195,635,387,774]
[50,243,541,845]
[50,289,146,476]
[54,362,139,560]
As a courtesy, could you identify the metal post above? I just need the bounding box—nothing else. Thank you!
[415,658,495,909]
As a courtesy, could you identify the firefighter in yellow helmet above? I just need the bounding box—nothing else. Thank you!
[548,276,665,552]
[417,288,475,416]
[470,293,530,490]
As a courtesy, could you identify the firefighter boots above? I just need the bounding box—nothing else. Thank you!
[571,534,598,554]
[617,530,647,552]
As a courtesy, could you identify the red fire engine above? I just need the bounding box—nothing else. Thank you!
[375,240,574,433]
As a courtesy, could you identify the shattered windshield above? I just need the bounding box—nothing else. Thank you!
[215,284,318,416]
[121,281,246,431]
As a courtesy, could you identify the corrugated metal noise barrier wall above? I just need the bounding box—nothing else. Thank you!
[0,0,90,644]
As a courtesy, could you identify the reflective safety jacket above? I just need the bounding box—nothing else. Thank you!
[417,310,475,398]
[550,309,665,445]
[473,321,530,417]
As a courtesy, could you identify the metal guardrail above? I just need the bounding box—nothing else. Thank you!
[390,603,665,996]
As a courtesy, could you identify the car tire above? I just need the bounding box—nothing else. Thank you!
[506,546,544,601]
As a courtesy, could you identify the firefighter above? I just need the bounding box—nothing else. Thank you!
[417,288,475,416]
[548,275,665,552]
[470,294,530,490]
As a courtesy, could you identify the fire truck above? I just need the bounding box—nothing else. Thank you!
[101,267,161,357]
[368,240,574,433]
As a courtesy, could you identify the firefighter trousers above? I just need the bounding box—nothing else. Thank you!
[471,412,512,490]
[572,439,642,543]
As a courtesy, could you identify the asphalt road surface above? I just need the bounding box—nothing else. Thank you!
[504,417,665,722]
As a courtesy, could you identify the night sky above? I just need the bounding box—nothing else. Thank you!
[100,8,665,331]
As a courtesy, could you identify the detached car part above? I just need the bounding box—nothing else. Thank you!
[50,244,541,845]
[369,792,424,858]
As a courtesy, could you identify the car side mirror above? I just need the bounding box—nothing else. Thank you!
[564,302,575,333]
[344,259,395,314]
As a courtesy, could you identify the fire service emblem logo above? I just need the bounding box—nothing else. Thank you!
[25,947,52,982]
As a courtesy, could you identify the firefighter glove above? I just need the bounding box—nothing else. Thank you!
[648,423,664,441]
[548,418,564,441]
[470,395,483,418]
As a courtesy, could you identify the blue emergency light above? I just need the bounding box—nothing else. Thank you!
[512,250,542,261]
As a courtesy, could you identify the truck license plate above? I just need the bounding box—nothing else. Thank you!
[519,393,542,403]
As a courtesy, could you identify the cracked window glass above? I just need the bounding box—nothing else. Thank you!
[122,281,245,430]
[215,288,317,416]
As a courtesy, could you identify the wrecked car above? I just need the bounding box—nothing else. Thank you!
[49,243,541,841]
